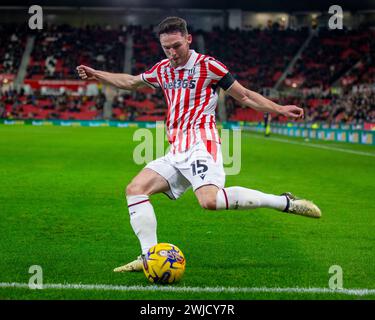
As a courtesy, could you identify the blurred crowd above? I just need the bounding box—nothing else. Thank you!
[0,23,374,124]
[204,26,309,91]
[285,28,375,90]
[2,87,374,124]
[0,24,28,75]
[26,24,126,79]
[0,88,105,120]
[304,90,375,124]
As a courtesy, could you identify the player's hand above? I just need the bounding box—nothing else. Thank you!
[280,105,304,119]
[76,65,97,80]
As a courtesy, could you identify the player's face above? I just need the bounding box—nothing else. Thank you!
[160,32,192,68]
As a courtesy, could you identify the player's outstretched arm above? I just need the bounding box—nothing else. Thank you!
[226,81,304,119]
[76,65,145,91]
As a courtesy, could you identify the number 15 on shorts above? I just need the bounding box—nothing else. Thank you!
[190,160,208,176]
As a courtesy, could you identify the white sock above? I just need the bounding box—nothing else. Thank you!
[127,195,157,255]
[216,187,288,211]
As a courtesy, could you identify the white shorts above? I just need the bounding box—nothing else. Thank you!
[145,141,226,199]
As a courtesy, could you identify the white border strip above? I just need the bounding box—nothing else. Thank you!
[0,283,374,296]
[246,133,375,157]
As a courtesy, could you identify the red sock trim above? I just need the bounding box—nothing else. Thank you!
[128,199,149,208]
[222,188,229,210]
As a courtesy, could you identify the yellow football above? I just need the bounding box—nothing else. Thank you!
[142,243,186,284]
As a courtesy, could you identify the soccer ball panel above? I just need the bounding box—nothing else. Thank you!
[142,243,186,284]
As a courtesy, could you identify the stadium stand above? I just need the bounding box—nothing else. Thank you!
[1,89,104,120]
[0,22,374,125]
[26,24,126,80]
[284,28,374,90]
[111,89,166,122]
[204,26,309,91]
[131,25,164,76]
[0,24,28,76]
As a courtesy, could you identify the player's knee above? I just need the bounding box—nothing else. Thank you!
[126,182,148,196]
[199,197,217,211]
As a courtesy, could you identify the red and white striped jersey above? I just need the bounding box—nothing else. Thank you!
[141,50,229,159]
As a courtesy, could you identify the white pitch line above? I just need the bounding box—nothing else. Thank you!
[246,133,375,157]
[0,282,374,296]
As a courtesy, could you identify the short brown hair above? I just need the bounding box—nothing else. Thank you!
[157,16,188,37]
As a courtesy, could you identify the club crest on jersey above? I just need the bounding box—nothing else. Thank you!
[188,67,195,76]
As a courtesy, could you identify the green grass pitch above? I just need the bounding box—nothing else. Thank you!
[0,125,374,300]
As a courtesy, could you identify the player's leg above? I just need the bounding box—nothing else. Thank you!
[214,186,288,211]
[196,185,321,218]
[114,168,169,272]
[115,155,191,272]
[264,113,271,137]
[195,184,287,211]
[188,142,321,218]
[194,185,219,210]
[216,187,321,217]
[184,141,288,211]
[126,168,170,253]
[127,168,170,196]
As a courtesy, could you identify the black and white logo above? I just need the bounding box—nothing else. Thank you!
[191,160,208,177]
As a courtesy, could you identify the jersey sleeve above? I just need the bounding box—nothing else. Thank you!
[206,58,229,81]
[206,58,235,91]
[140,62,161,89]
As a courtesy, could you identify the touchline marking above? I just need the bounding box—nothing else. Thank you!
[1,282,374,296]
[247,133,375,157]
